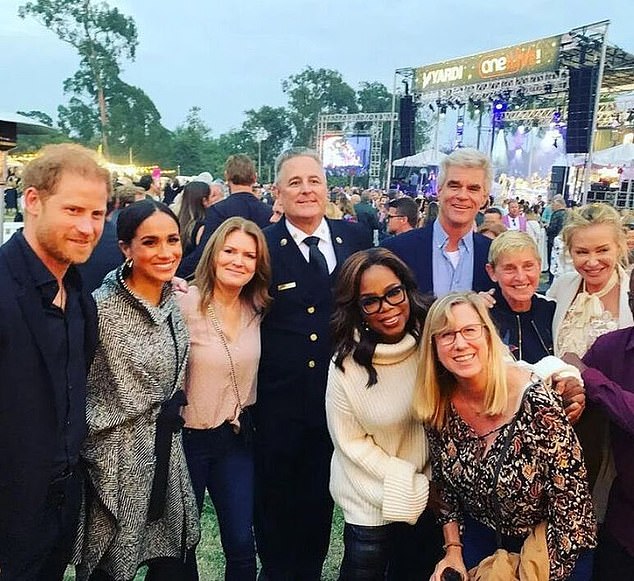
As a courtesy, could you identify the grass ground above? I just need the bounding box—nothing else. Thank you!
[65,499,345,580]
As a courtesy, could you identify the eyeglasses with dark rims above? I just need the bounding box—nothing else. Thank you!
[434,323,486,346]
[359,285,407,315]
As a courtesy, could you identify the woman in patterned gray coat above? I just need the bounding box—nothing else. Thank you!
[76,200,199,580]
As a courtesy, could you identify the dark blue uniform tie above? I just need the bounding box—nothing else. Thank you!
[304,236,329,277]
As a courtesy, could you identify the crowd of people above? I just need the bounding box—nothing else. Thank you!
[0,142,632,581]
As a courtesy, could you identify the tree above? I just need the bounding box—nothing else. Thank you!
[357,81,393,113]
[14,110,68,153]
[19,0,138,156]
[282,67,358,146]
[171,107,215,175]
[242,106,292,179]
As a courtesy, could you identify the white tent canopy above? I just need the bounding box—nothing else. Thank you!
[592,143,634,166]
[392,149,447,167]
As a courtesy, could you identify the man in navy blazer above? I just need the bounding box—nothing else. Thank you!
[383,148,493,297]
[255,148,371,580]
[0,144,109,579]
[177,154,272,278]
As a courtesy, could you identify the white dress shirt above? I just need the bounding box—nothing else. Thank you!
[285,218,337,274]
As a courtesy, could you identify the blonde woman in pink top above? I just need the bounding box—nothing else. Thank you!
[177,217,271,580]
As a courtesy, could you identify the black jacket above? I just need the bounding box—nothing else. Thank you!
[177,192,272,278]
[490,287,555,364]
[0,233,98,567]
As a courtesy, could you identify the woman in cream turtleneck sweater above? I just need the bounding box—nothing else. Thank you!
[326,248,441,580]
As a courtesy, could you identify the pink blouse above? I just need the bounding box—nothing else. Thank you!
[177,287,261,429]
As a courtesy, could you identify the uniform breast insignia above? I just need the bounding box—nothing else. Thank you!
[335,236,343,244]
[277,282,297,291]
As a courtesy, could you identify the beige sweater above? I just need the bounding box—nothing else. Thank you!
[326,333,430,526]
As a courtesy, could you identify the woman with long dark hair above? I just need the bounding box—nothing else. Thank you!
[177,180,212,256]
[327,247,441,580]
[76,200,199,580]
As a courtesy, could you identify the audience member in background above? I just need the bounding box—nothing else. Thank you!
[483,207,503,227]
[421,200,439,228]
[545,195,567,279]
[254,148,371,580]
[548,203,634,526]
[327,248,441,580]
[325,201,343,220]
[525,207,548,267]
[562,268,634,578]
[78,193,125,292]
[354,190,380,240]
[177,155,272,278]
[137,174,161,200]
[418,292,596,581]
[386,197,418,236]
[338,195,357,222]
[0,144,109,580]
[623,219,634,266]
[269,197,284,223]
[177,180,212,256]
[77,200,199,581]
[502,200,527,232]
[383,148,493,297]
[477,222,506,240]
[162,177,183,206]
[177,217,271,581]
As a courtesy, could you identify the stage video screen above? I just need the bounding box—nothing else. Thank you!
[322,134,371,176]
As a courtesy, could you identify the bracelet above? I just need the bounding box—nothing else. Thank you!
[443,541,464,551]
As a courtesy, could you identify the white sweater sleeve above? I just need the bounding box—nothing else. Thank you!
[326,366,429,524]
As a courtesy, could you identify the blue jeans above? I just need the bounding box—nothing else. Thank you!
[462,515,593,581]
[182,423,256,581]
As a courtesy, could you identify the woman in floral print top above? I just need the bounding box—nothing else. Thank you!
[415,292,596,581]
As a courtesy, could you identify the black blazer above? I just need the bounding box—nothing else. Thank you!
[382,224,492,295]
[177,192,273,279]
[256,218,371,428]
[0,233,98,566]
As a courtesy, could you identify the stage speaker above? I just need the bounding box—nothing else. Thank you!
[549,165,568,197]
[399,96,415,158]
[0,121,17,151]
[565,66,599,154]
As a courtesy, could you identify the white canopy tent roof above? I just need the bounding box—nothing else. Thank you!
[592,143,634,166]
[392,149,447,167]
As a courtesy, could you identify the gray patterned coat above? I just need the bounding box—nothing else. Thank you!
[75,268,200,580]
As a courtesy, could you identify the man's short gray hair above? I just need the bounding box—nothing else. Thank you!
[274,147,323,184]
[438,148,493,194]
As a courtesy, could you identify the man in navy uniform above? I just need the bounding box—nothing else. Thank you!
[0,144,109,579]
[255,148,371,580]
[383,148,493,297]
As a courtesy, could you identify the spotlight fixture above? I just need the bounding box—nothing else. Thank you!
[439,105,447,116]
[429,103,435,112]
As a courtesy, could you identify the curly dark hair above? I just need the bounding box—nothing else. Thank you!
[331,247,430,387]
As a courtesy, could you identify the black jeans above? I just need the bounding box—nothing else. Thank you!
[3,468,82,581]
[88,557,191,581]
[338,509,442,581]
[594,528,634,579]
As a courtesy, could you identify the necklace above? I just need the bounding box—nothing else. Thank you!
[206,302,244,416]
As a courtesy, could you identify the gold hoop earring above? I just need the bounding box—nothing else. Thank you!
[125,257,134,269]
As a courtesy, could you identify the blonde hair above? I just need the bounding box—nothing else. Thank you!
[488,231,540,267]
[194,217,272,315]
[414,292,509,430]
[562,203,628,268]
[325,201,343,219]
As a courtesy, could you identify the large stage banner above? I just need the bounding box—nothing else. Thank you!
[414,35,562,93]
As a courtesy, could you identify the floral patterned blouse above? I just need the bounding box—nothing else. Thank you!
[427,381,597,581]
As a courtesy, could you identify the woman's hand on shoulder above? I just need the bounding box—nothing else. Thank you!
[553,373,586,424]
[478,288,496,309]
[171,276,189,295]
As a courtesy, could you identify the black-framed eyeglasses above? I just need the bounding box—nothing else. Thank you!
[434,324,485,346]
[386,214,405,220]
[359,285,407,315]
